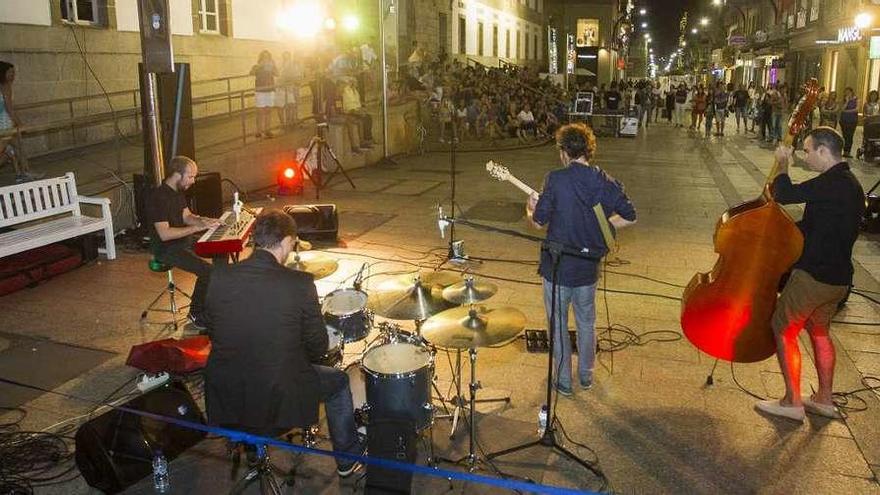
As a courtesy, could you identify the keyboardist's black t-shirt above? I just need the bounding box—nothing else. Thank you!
[147,183,189,254]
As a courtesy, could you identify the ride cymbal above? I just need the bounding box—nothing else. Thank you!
[284,251,338,280]
[421,305,526,349]
[442,278,498,305]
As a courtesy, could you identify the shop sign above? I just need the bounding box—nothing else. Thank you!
[617,58,626,70]
[838,26,863,43]
[754,31,768,43]
[566,34,575,74]
[871,36,880,59]
[548,28,558,74]
[728,35,747,47]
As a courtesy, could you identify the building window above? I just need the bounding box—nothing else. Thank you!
[199,0,220,33]
[60,0,100,24]
[870,59,880,92]
[516,30,521,59]
[505,30,510,58]
[533,34,538,59]
[459,16,467,55]
[478,22,484,56]
[493,25,498,57]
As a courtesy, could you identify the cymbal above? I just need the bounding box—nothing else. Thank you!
[394,270,462,288]
[442,278,498,305]
[369,278,449,320]
[421,305,526,349]
[284,251,338,280]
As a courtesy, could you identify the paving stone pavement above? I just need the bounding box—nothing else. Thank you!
[1,119,879,494]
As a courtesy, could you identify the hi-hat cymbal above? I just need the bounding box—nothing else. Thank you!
[442,278,498,305]
[284,251,338,280]
[421,305,526,349]
[369,278,449,320]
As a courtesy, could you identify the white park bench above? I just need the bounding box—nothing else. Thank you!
[0,172,116,260]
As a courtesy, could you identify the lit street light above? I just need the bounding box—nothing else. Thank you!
[639,8,647,15]
[700,17,709,26]
[641,22,648,28]
[855,12,873,30]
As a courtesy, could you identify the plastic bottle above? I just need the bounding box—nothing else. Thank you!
[152,450,170,493]
[537,405,548,437]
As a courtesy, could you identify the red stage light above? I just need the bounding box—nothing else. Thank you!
[277,162,303,196]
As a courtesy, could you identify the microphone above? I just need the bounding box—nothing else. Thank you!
[353,262,367,291]
[438,205,450,239]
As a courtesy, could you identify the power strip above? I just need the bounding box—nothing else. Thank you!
[137,372,170,393]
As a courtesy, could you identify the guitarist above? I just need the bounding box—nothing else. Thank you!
[756,127,864,421]
[526,123,637,396]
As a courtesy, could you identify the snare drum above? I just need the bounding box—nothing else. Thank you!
[323,288,372,343]
[319,325,344,367]
[361,334,434,430]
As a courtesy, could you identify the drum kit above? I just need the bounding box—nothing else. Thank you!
[284,250,527,470]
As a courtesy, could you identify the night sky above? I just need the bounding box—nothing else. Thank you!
[632,0,698,67]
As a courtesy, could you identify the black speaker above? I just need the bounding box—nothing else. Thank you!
[364,419,417,495]
[133,173,152,231]
[137,0,174,73]
[282,204,339,241]
[186,172,224,218]
[74,380,206,494]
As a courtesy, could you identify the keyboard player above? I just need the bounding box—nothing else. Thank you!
[146,155,221,331]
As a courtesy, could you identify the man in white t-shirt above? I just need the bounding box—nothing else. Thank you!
[517,103,536,142]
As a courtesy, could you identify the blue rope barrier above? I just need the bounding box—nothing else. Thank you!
[0,376,601,494]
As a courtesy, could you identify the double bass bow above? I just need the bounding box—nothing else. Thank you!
[680,79,820,363]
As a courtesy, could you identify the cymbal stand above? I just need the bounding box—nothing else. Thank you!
[442,347,509,439]
[436,347,488,472]
[412,318,453,419]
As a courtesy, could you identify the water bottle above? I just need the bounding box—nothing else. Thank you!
[152,450,170,493]
[537,405,548,437]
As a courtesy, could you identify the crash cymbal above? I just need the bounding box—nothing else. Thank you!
[369,278,449,320]
[442,278,498,305]
[284,251,338,280]
[421,305,526,349]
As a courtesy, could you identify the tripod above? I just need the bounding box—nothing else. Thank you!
[299,121,355,199]
[485,241,603,478]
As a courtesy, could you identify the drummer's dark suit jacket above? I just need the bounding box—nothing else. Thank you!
[204,249,328,432]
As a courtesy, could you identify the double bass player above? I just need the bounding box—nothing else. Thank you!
[756,127,864,421]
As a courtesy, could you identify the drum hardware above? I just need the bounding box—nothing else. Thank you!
[284,250,339,280]
[442,348,510,439]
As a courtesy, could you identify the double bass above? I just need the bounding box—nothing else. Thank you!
[680,79,820,363]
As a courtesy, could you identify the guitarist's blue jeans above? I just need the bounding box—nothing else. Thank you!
[543,280,597,391]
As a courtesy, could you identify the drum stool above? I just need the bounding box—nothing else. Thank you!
[140,257,191,333]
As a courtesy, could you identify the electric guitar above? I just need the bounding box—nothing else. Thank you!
[484,159,616,250]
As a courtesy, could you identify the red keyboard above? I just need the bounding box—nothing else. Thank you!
[194,208,262,258]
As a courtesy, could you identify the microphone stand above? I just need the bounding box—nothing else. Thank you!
[439,214,604,480]
[445,111,467,262]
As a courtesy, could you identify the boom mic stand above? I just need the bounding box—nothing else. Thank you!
[445,109,468,262]
[439,214,604,480]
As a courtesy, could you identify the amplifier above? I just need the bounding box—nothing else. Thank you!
[282,203,339,241]
[74,380,206,494]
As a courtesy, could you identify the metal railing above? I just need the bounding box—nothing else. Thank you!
[14,72,325,162]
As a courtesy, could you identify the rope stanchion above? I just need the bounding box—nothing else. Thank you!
[0,376,598,495]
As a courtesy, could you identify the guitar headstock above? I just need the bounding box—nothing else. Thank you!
[787,78,821,139]
[485,160,511,182]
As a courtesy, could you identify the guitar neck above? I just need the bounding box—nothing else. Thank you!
[507,176,537,196]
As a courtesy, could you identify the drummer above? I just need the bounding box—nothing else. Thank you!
[204,210,366,477]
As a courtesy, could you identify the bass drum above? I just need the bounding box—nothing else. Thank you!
[361,335,434,431]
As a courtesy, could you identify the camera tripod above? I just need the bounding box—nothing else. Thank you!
[299,121,356,199]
